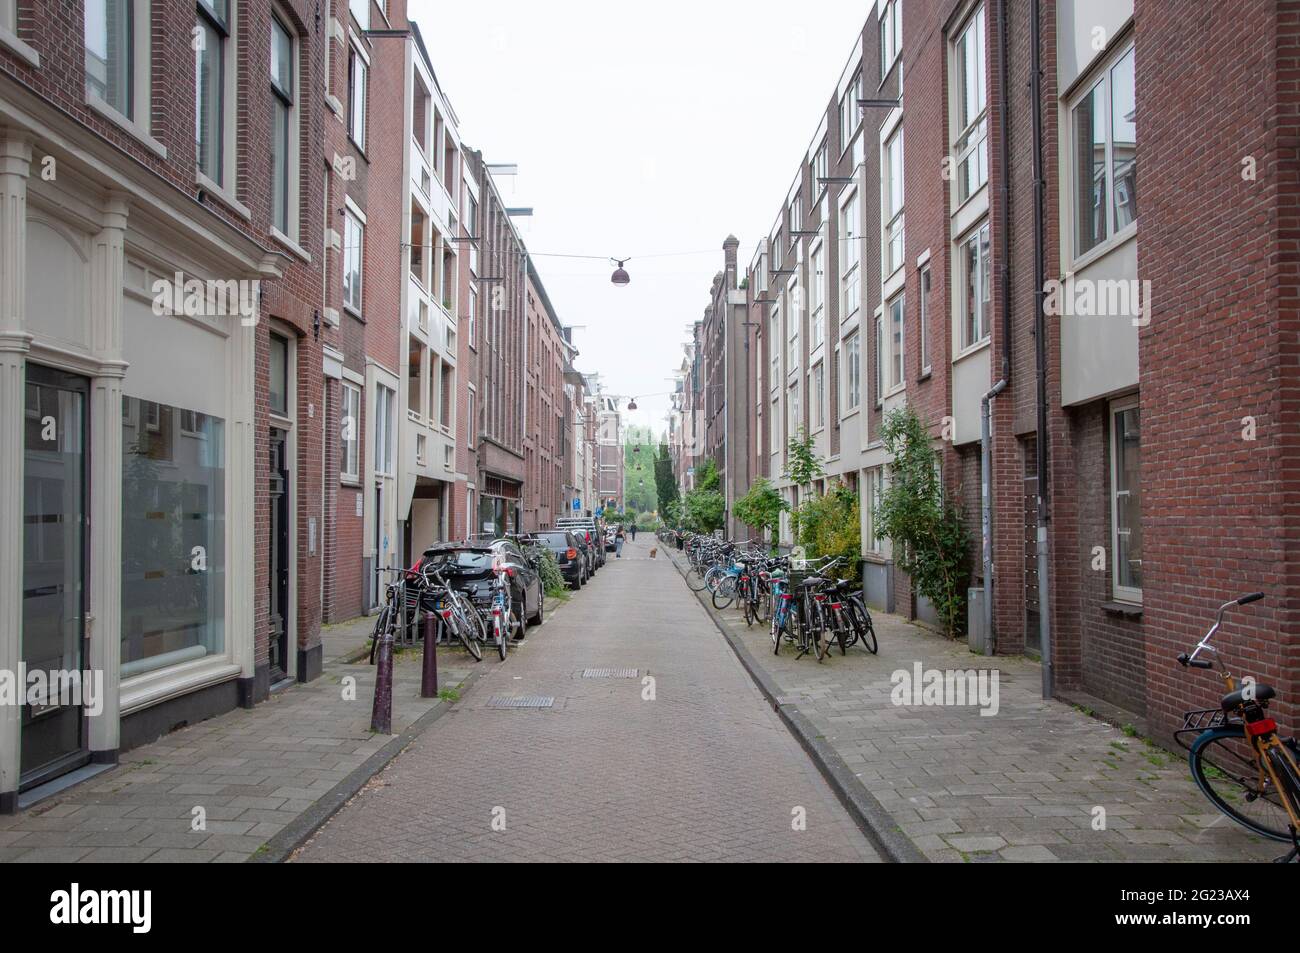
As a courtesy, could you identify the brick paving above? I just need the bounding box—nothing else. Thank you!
[0,615,475,863]
[668,549,1283,863]
[293,536,880,863]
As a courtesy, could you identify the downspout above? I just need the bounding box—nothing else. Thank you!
[980,0,1015,652]
[1029,0,1053,698]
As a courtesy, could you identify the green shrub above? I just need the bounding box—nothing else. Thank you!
[535,548,568,597]
[795,485,861,581]
[733,477,787,546]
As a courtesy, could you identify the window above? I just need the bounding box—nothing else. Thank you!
[196,0,230,184]
[121,398,226,676]
[839,72,860,154]
[812,140,828,194]
[270,15,295,236]
[840,191,860,322]
[919,265,932,372]
[789,192,802,234]
[887,294,905,390]
[811,362,825,430]
[467,390,475,447]
[883,128,905,276]
[343,208,363,314]
[375,385,394,475]
[1110,400,1142,601]
[341,382,360,481]
[788,382,800,438]
[468,285,478,348]
[844,330,861,410]
[959,221,991,350]
[770,304,781,378]
[771,397,780,447]
[952,5,988,204]
[874,313,884,403]
[85,0,133,117]
[809,243,824,350]
[1072,43,1136,258]
[269,333,289,416]
[348,42,367,151]
[349,0,370,29]
[786,281,800,371]
[866,467,885,551]
[880,0,902,78]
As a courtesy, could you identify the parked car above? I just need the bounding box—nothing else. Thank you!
[526,530,587,589]
[555,517,605,568]
[415,538,544,632]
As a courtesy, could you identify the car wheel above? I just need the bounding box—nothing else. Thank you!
[529,585,544,625]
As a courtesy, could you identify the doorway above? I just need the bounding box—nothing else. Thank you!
[20,365,90,790]
[268,427,291,683]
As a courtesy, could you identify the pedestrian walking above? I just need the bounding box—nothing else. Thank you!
[630,523,637,541]
[615,524,625,557]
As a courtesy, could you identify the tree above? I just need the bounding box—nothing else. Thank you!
[783,429,825,541]
[683,459,724,533]
[873,406,971,638]
[795,484,861,579]
[654,439,679,523]
[733,477,787,545]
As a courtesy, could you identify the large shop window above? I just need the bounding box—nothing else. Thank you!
[121,397,226,677]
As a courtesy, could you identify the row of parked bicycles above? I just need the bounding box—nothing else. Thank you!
[677,532,877,662]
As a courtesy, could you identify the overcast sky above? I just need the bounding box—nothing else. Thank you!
[412,0,871,437]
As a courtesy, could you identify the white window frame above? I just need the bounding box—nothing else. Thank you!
[919,263,932,374]
[880,0,902,79]
[786,279,800,373]
[950,3,988,207]
[844,329,861,411]
[839,71,860,156]
[347,38,368,152]
[887,292,905,392]
[809,240,825,351]
[769,304,781,379]
[195,0,237,194]
[882,126,905,279]
[349,0,370,29]
[811,361,825,431]
[269,10,300,243]
[85,0,155,142]
[341,381,361,482]
[374,384,394,476]
[1109,397,1142,604]
[787,381,800,441]
[1067,39,1137,265]
[874,310,884,406]
[839,188,860,323]
[957,219,991,353]
[342,203,364,315]
[866,467,885,552]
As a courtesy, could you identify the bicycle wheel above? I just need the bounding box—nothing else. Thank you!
[812,604,829,661]
[686,567,709,592]
[368,605,391,665]
[495,613,508,661]
[1189,726,1294,842]
[452,609,483,661]
[713,575,737,610]
[830,607,850,656]
[743,592,755,627]
[848,598,878,654]
[756,590,772,624]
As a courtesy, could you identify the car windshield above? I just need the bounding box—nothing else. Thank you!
[423,549,492,571]
[536,533,571,546]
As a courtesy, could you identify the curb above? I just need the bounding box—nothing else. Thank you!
[250,663,489,863]
[667,551,928,864]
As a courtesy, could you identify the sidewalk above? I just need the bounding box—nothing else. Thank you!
[669,550,1282,863]
[0,615,476,863]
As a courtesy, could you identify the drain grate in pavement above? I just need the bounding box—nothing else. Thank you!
[581,667,640,679]
[486,694,554,709]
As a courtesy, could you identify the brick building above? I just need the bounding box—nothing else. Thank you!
[0,0,328,808]
[683,0,1298,739]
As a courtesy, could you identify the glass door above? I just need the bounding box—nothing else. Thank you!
[21,365,90,789]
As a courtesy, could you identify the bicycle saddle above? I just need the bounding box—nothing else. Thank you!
[798,575,827,587]
[1220,684,1275,711]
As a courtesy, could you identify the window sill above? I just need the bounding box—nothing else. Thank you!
[952,337,991,364]
[341,476,362,488]
[270,227,312,264]
[196,170,251,220]
[87,93,166,159]
[0,24,39,67]
[1102,600,1143,620]
[1069,222,1138,274]
[918,368,932,382]
[343,302,363,321]
[325,93,344,118]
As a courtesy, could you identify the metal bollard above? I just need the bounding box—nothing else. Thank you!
[370,625,394,734]
[421,609,439,698]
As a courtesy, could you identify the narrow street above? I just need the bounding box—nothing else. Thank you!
[293,536,879,863]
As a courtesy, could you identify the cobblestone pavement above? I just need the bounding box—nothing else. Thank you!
[668,550,1282,863]
[293,536,880,863]
[0,615,475,863]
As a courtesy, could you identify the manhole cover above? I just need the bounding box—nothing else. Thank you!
[486,694,554,709]
[582,668,640,679]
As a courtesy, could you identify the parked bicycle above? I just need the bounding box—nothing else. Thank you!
[368,565,484,665]
[1175,592,1300,862]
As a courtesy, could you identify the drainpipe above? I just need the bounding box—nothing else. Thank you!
[980,0,1015,653]
[1029,0,1053,699]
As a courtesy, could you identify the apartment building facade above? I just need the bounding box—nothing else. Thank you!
[0,0,329,808]
[690,0,1298,737]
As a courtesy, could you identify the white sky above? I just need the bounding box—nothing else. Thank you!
[412,0,871,437]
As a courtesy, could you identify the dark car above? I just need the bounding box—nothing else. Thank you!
[416,539,544,634]
[554,517,605,569]
[527,530,587,589]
